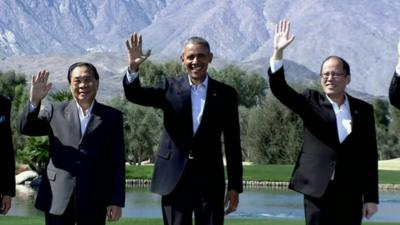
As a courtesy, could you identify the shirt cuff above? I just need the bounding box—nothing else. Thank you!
[29,102,37,112]
[270,58,283,73]
[126,69,139,83]
[396,65,400,76]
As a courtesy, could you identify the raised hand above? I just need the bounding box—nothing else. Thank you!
[272,19,295,60]
[30,70,52,107]
[126,32,151,72]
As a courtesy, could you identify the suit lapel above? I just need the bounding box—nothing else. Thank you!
[65,101,82,142]
[178,75,194,137]
[319,94,341,145]
[83,101,102,140]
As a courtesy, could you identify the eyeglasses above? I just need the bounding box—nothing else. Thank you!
[320,72,346,80]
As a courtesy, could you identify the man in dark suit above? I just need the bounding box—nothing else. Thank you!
[268,20,379,225]
[0,95,15,215]
[389,40,400,108]
[123,33,243,225]
[19,63,125,225]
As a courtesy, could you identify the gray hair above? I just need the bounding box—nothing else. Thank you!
[182,36,211,53]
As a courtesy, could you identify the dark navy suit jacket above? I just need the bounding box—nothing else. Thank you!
[269,67,378,203]
[123,74,243,196]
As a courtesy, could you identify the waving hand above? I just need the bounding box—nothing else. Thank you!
[126,32,151,72]
[272,19,295,60]
[30,70,52,107]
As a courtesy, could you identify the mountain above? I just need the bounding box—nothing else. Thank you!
[0,0,399,99]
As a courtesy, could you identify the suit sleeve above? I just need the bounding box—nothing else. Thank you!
[123,74,167,108]
[389,72,400,109]
[361,104,379,203]
[268,67,311,118]
[108,111,126,207]
[0,97,15,197]
[223,88,243,193]
[19,102,52,136]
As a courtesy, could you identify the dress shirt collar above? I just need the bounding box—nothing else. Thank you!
[76,100,95,118]
[188,74,209,90]
[326,94,350,112]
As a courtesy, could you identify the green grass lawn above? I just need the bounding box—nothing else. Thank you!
[0,217,396,225]
[126,164,400,184]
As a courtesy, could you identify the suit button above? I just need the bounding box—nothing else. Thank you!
[76,161,81,165]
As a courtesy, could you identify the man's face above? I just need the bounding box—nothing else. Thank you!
[69,66,98,106]
[181,43,213,84]
[320,58,350,99]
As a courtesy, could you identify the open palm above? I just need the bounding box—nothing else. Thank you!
[126,33,151,71]
[273,19,295,51]
[30,70,52,106]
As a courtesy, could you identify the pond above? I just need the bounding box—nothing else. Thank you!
[8,185,400,222]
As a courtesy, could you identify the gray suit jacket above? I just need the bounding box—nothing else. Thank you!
[19,100,125,216]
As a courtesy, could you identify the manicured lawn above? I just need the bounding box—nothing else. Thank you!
[243,164,293,181]
[379,170,400,184]
[126,164,400,184]
[126,165,153,179]
[0,217,396,225]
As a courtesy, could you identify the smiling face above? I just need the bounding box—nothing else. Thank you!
[69,66,98,109]
[320,57,350,103]
[181,43,213,85]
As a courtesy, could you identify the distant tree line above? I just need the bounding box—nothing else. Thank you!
[1,62,400,171]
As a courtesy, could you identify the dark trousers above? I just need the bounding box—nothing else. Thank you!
[304,180,363,225]
[161,162,225,225]
[45,193,106,225]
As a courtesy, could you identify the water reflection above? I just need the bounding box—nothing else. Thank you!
[10,185,42,217]
[9,186,400,222]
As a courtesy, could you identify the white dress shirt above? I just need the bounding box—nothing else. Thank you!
[189,75,208,134]
[326,95,352,143]
[76,101,95,136]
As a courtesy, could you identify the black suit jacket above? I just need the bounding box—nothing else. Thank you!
[123,74,243,196]
[0,95,15,197]
[19,100,125,216]
[389,72,400,109]
[269,67,378,203]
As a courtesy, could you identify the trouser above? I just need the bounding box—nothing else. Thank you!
[304,180,363,225]
[45,192,106,225]
[161,161,225,225]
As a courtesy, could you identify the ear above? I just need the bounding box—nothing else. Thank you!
[180,54,184,64]
[95,80,99,90]
[346,75,351,85]
[209,52,213,63]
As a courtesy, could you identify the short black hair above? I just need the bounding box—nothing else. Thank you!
[182,36,211,53]
[320,55,351,76]
[67,62,99,83]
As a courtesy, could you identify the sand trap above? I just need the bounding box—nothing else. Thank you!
[379,158,400,171]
